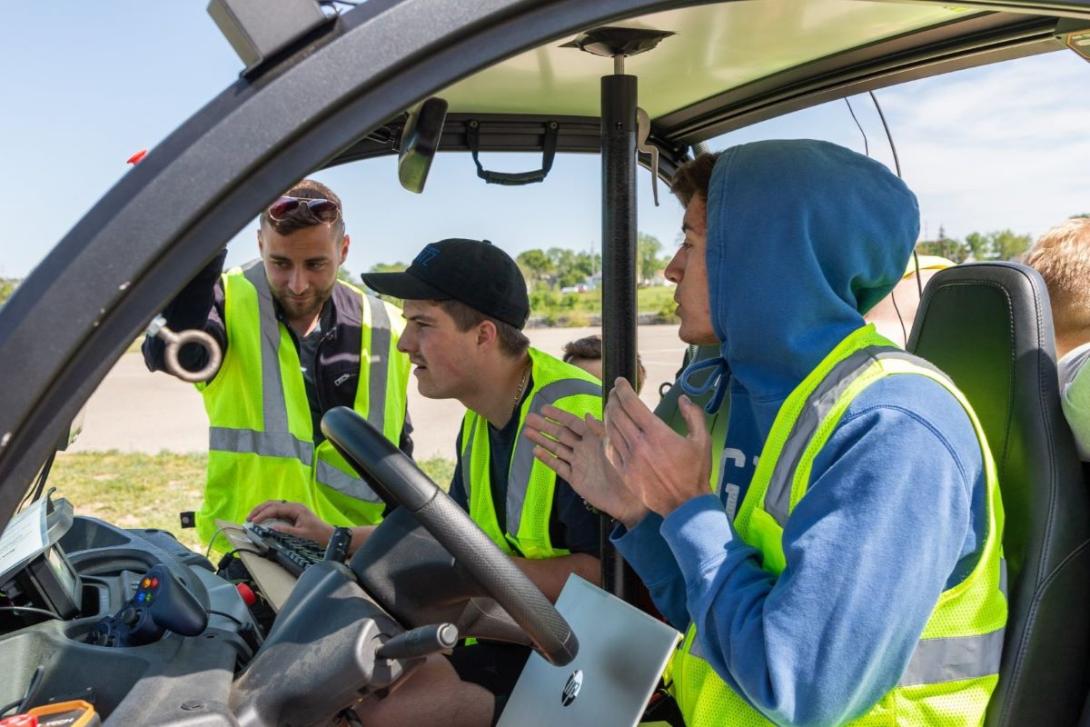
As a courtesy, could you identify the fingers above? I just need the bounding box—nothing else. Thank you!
[585,413,606,438]
[678,395,710,444]
[611,378,658,428]
[524,412,583,451]
[605,393,640,459]
[538,405,588,434]
[603,433,624,473]
[533,446,573,480]
[248,500,289,523]
[524,427,574,462]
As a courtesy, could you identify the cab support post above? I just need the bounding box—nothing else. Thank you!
[600,61,640,600]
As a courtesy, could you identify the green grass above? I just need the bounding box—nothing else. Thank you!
[50,451,455,553]
[529,285,678,325]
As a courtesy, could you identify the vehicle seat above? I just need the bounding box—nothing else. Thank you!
[907,261,1090,726]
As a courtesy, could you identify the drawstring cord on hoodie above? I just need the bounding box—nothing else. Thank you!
[677,355,730,414]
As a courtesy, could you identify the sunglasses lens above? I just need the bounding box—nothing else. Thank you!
[307,199,340,223]
[268,197,300,221]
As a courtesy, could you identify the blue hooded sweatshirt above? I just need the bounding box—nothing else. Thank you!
[613,140,988,726]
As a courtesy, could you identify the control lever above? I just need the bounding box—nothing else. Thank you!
[377,623,459,661]
[636,107,660,207]
[89,565,208,647]
[146,315,222,383]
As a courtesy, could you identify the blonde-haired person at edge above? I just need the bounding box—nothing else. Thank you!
[864,253,955,347]
[1025,217,1090,459]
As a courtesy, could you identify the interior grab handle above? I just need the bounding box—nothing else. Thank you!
[467,119,558,186]
[636,107,660,207]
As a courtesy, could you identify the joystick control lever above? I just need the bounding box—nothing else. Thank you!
[90,565,208,647]
[377,623,459,661]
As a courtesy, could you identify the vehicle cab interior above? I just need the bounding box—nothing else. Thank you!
[2,0,1090,724]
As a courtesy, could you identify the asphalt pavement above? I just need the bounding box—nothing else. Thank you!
[70,325,688,460]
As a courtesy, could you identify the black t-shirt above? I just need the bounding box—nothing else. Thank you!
[448,381,601,557]
[297,301,334,444]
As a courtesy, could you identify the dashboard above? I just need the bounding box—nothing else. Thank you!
[0,507,257,724]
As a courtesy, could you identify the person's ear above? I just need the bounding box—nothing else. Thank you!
[339,233,351,264]
[476,319,498,349]
[257,229,265,256]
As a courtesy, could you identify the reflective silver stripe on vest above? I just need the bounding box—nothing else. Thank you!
[898,628,1004,686]
[315,460,383,503]
[365,294,391,431]
[763,346,950,527]
[506,378,601,536]
[243,262,292,434]
[209,427,313,465]
[690,617,1006,683]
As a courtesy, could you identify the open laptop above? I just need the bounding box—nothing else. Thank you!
[498,575,681,727]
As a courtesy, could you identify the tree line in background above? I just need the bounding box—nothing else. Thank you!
[514,232,671,290]
[362,232,672,296]
[916,227,1036,264]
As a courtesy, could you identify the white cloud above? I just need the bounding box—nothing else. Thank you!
[880,51,1090,238]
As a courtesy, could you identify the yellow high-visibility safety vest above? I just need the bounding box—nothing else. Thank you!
[196,261,410,544]
[668,325,1006,726]
[460,347,602,560]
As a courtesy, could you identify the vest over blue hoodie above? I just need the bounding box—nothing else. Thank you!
[613,140,988,726]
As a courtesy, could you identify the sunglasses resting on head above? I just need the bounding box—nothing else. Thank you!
[267,196,341,224]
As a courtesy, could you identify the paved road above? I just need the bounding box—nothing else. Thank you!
[71,325,688,460]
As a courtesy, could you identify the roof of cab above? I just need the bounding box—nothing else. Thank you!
[331,1,1079,170]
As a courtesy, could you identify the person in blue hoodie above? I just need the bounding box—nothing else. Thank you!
[524,140,1006,726]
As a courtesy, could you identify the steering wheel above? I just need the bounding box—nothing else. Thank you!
[321,406,579,666]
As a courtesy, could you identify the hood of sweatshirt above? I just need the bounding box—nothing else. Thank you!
[700,139,919,438]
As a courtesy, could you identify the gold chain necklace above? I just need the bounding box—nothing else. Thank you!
[512,362,531,407]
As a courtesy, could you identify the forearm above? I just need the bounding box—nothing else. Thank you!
[612,513,690,629]
[510,553,600,602]
[348,526,377,555]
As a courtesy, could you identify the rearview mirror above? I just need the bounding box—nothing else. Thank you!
[398,97,448,194]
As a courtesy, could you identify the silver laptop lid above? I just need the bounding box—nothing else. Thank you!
[498,575,681,727]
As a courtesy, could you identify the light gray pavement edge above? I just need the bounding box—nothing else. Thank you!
[70,325,688,461]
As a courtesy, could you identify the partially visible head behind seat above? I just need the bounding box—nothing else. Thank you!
[1024,217,1090,359]
[562,334,645,392]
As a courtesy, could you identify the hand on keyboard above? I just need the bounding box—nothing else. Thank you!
[247,500,335,546]
[244,521,329,577]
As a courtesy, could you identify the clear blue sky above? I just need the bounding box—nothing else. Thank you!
[4,2,1089,278]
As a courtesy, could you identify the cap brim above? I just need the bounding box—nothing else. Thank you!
[360,271,451,301]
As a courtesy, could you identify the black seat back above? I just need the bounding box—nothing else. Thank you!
[908,261,1090,725]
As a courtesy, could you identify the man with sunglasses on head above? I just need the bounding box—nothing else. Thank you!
[143,179,412,547]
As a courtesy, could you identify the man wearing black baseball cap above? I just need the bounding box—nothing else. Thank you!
[251,239,603,726]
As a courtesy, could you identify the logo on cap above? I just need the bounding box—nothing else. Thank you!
[561,669,583,707]
[415,244,441,268]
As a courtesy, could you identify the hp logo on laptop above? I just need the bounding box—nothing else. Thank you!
[561,669,583,707]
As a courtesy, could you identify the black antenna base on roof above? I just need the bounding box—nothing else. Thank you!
[561,27,673,59]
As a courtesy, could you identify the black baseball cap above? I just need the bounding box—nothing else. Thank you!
[361,238,530,329]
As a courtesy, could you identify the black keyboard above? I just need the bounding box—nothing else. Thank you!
[243,523,326,577]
